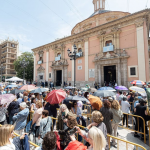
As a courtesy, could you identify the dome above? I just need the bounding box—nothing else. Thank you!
[89,10,110,18]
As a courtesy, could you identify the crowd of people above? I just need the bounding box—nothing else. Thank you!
[0,83,150,150]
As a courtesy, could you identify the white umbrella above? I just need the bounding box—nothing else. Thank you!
[129,86,147,96]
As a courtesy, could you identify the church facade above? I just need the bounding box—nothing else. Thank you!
[32,0,150,87]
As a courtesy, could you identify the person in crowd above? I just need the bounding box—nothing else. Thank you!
[116,91,120,101]
[17,93,23,104]
[86,111,108,150]
[1,87,6,95]
[58,112,78,149]
[128,92,134,112]
[100,100,113,135]
[30,97,37,112]
[7,98,20,124]
[77,100,83,114]
[32,100,43,138]
[134,99,150,139]
[22,96,30,103]
[38,110,52,139]
[111,100,123,146]
[118,91,124,105]
[13,102,29,135]
[57,104,69,132]
[48,103,59,128]
[132,97,139,112]
[74,91,78,96]
[35,131,57,150]
[5,88,10,94]
[0,124,28,150]
[75,126,106,150]
[0,102,7,125]
[71,101,82,121]
[121,97,130,127]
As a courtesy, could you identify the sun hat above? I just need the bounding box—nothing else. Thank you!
[20,102,27,108]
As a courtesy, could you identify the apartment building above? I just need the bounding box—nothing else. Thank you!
[0,38,19,80]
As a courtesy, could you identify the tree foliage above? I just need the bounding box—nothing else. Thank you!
[14,52,34,81]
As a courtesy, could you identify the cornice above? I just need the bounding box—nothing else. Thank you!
[32,9,150,52]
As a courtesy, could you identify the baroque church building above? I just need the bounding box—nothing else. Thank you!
[32,0,150,87]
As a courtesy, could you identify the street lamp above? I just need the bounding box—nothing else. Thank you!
[20,58,29,84]
[67,44,77,89]
[0,64,6,82]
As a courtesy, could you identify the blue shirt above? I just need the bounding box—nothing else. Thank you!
[13,108,29,130]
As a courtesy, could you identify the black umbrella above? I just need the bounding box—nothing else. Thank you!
[93,90,115,97]
[64,95,89,102]
[10,89,24,95]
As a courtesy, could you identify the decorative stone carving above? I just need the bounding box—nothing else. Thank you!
[106,16,119,21]
[106,52,111,58]
[37,65,45,72]
[82,23,92,31]
[134,18,144,27]
[111,26,121,32]
[51,59,68,67]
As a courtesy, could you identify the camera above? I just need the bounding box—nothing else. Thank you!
[67,128,77,135]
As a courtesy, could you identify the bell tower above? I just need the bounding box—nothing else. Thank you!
[93,0,105,12]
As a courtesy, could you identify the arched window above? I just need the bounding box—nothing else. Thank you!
[57,53,61,60]
[78,48,82,53]
[105,40,112,46]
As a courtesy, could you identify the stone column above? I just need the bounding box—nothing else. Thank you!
[135,20,146,81]
[117,59,121,85]
[46,50,49,81]
[84,38,89,81]
[33,53,36,81]
[95,64,98,82]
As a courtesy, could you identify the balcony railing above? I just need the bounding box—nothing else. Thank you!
[51,59,68,67]
[103,45,114,53]
[76,52,83,58]
[37,60,43,65]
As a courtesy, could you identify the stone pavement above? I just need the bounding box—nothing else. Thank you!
[110,127,149,150]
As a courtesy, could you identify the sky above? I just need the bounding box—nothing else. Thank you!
[0,0,150,53]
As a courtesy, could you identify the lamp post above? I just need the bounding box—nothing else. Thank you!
[20,58,29,85]
[67,44,77,89]
[0,64,6,82]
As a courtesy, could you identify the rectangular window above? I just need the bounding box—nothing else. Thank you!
[78,60,82,64]
[49,73,52,79]
[78,66,82,70]
[130,67,136,75]
[128,66,138,77]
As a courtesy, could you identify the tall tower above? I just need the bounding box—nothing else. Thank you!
[93,0,105,12]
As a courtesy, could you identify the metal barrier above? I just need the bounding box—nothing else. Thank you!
[0,124,39,149]
[78,124,147,150]
[82,112,148,145]
[83,104,91,115]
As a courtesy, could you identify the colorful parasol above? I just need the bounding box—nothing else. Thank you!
[115,86,128,91]
[0,94,16,105]
[130,80,145,85]
[46,89,66,104]
[88,95,103,110]
[19,85,38,91]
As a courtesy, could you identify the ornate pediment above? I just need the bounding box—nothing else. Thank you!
[94,49,129,62]
[37,65,45,72]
